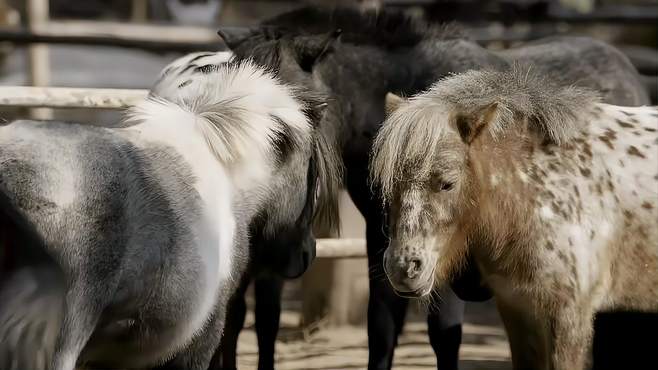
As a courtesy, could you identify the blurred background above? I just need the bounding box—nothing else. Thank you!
[0,1,655,369]
[0,0,655,124]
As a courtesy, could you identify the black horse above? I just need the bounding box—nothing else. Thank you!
[218,6,652,370]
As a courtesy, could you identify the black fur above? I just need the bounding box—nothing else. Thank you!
[262,6,462,49]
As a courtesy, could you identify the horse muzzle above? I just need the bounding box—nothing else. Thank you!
[383,247,435,298]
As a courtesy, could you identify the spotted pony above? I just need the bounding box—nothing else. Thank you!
[372,67,658,370]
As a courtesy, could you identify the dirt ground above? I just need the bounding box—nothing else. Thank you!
[235,301,512,370]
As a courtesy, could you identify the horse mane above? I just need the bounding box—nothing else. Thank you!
[126,60,311,165]
[310,121,342,235]
[431,67,599,144]
[262,6,463,48]
[371,67,599,202]
[141,52,343,234]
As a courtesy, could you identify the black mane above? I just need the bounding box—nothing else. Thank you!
[262,6,462,49]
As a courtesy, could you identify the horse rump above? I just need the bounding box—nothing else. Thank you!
[0,189,64,370]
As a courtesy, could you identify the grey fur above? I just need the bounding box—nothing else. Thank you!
[0,59,324,369]
[0,122,223,368]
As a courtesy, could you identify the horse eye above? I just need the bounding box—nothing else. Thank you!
[431,179,454,192]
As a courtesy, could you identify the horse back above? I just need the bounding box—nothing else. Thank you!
[0,119,222,366]
[499,36,650,106]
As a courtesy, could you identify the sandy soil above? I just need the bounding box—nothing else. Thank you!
[235,301,512,370]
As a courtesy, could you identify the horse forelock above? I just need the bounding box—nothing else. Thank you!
[311,126,343,236]
[371,101,452,204]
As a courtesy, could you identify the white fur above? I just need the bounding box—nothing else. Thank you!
[120,60,314,356]
[120,101,235,354]
[151,51,234,103]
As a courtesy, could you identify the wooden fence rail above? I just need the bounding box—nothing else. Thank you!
[0,86,148,109]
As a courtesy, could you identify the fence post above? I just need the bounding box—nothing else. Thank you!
[27,0,52,120]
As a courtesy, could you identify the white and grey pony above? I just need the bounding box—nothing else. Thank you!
[0,59,338,369]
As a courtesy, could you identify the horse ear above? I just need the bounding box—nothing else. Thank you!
[456,103,498,144]
[217,27,254,50]
[385,93,405,116]
[293,29,342,72]
[305,102,329,127]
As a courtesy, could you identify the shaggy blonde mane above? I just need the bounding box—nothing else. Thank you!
[371,67,599,202]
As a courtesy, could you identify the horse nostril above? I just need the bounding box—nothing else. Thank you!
[406,257,423,279]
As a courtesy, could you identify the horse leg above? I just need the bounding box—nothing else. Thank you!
[547,304,594,370]
[51,278,109,370]
[254,276,284,370]
[158,306,225,370]
[427,285,464,370]
[494,286,550,370]
[343,164,407,370]
[209,277,250,370]
[366,217,408,370]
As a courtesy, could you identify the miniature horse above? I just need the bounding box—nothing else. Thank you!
[373,68,658,370]
[147,50,341,370]
[0,60,338,369]
[220,6,651,370]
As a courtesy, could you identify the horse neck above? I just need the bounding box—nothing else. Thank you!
[323,46,434,152]
[466,130,541,266]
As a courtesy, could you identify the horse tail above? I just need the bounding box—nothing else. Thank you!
[0,186,65,370]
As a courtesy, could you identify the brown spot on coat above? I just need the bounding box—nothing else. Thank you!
[627,145,646,159]
[645,127,656,133]
[595,183,603,195]
[607,180,615,192]
[616,119,634,128]
[546,241,554,251]
[582,142,593,158]
[580,168,592,177]
[642,202,654,210]
[598,129,617,150]
[558,251,568,263]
